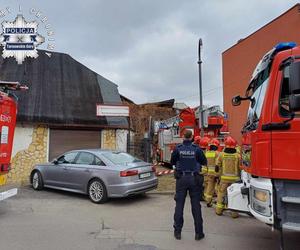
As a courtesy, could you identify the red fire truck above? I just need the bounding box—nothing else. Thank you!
[227,42,300,233]
[0,81,27,201]
[155,105,228,164]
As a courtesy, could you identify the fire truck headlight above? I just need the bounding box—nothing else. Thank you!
[250,187,271,217]
[254,190,268,202]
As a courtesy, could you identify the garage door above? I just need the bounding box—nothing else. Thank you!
[49,129,101,160]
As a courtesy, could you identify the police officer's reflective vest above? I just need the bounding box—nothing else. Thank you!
[217,152,240,181]
[176,142,199,172]
[205,150,219,175]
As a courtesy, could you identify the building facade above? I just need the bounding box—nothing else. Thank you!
[0,49,128,185]
[222,4,300,141]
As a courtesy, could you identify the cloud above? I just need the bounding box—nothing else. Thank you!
[0,0,299,108]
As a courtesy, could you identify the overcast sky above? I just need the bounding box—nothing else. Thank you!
[0,0,299,108]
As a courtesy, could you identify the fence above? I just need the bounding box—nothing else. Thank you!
[128,138,152,163]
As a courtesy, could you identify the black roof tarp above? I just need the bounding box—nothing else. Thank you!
[0,49,128,128]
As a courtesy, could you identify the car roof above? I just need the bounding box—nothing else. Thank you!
[68,149,123,154]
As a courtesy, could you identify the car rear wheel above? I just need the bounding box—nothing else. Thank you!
[32,171,44,190]
[88,179,108,204]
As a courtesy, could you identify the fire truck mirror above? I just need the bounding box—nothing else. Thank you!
[250,97,256,109]
[232,95,241,106]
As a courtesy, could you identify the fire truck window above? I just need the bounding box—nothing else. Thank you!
[0,126,9,144]
[172,126,179,136]
[280,66,291,116]
[57,152,78,164]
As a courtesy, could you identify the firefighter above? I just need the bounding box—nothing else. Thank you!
[204,138,220,207]
[199,137,209,152]
[215,136,240,218]
[199,137,210,196]
[194,135,201,146]
[171,130,207,241]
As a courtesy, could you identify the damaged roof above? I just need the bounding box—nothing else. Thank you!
[0,49,128,128]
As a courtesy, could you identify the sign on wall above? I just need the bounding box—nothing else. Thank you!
[96,105,129,117]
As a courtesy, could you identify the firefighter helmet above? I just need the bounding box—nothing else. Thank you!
[224,136,237,148]
[194,136,201,145]
[209,138,220,147]
[200,137,210,149]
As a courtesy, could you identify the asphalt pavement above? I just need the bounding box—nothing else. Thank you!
[0,186,298,250]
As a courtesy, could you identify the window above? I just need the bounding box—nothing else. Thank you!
[0,126,9,144]
[95,157,106,166]
[57,152,77,164]
[279,65,300,116]
[102,152,142,165]
[280,66,290,116]
[75,152,95,165]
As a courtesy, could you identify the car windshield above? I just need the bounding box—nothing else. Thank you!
[244,65,270,131]
[102,152,142,165]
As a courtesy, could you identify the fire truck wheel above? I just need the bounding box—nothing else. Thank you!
[32,171,44,190]
[88,178,108,204]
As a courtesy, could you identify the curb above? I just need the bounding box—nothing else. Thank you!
[148,191,175,195]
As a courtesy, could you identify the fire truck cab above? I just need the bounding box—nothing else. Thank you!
[228,42,300,231]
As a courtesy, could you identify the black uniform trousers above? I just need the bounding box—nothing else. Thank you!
[173,174,204,234]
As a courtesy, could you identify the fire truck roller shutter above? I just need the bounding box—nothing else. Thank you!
[49,129,101,161]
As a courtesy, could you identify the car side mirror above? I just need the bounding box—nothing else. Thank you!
[289,61,300,111]
[53,159,59,165]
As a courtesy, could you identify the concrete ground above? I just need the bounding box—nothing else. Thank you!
[0,187,298,250]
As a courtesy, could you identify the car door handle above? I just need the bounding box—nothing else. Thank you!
[84,169,90,172]
[63,167,68,171]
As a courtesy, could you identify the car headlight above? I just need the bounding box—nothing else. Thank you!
[250,187,271,217]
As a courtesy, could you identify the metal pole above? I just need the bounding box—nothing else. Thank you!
[280,228,285,250]
[198,38,204,137]
[127,117,131,153]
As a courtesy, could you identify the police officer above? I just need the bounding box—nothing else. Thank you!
[171,130,207,241]
[215,136,240,218]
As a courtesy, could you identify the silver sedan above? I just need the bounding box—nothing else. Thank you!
[30,149,158,203]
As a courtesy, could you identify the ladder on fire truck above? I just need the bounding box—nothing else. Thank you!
[0,81,28,92]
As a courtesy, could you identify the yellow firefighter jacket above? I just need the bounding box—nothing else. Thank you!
[216,152,240,181]
[205,150,219,175]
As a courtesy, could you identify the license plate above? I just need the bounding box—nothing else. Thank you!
[139,172,151,179]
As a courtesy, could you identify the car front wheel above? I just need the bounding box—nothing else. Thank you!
[32,171,44,190]
[88,179,108,204]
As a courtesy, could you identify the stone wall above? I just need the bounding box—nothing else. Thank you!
[5,125,48,185]
[116,129,128,152]
[101,129,117,150]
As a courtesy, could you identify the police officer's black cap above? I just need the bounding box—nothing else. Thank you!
[183,130,193,139]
